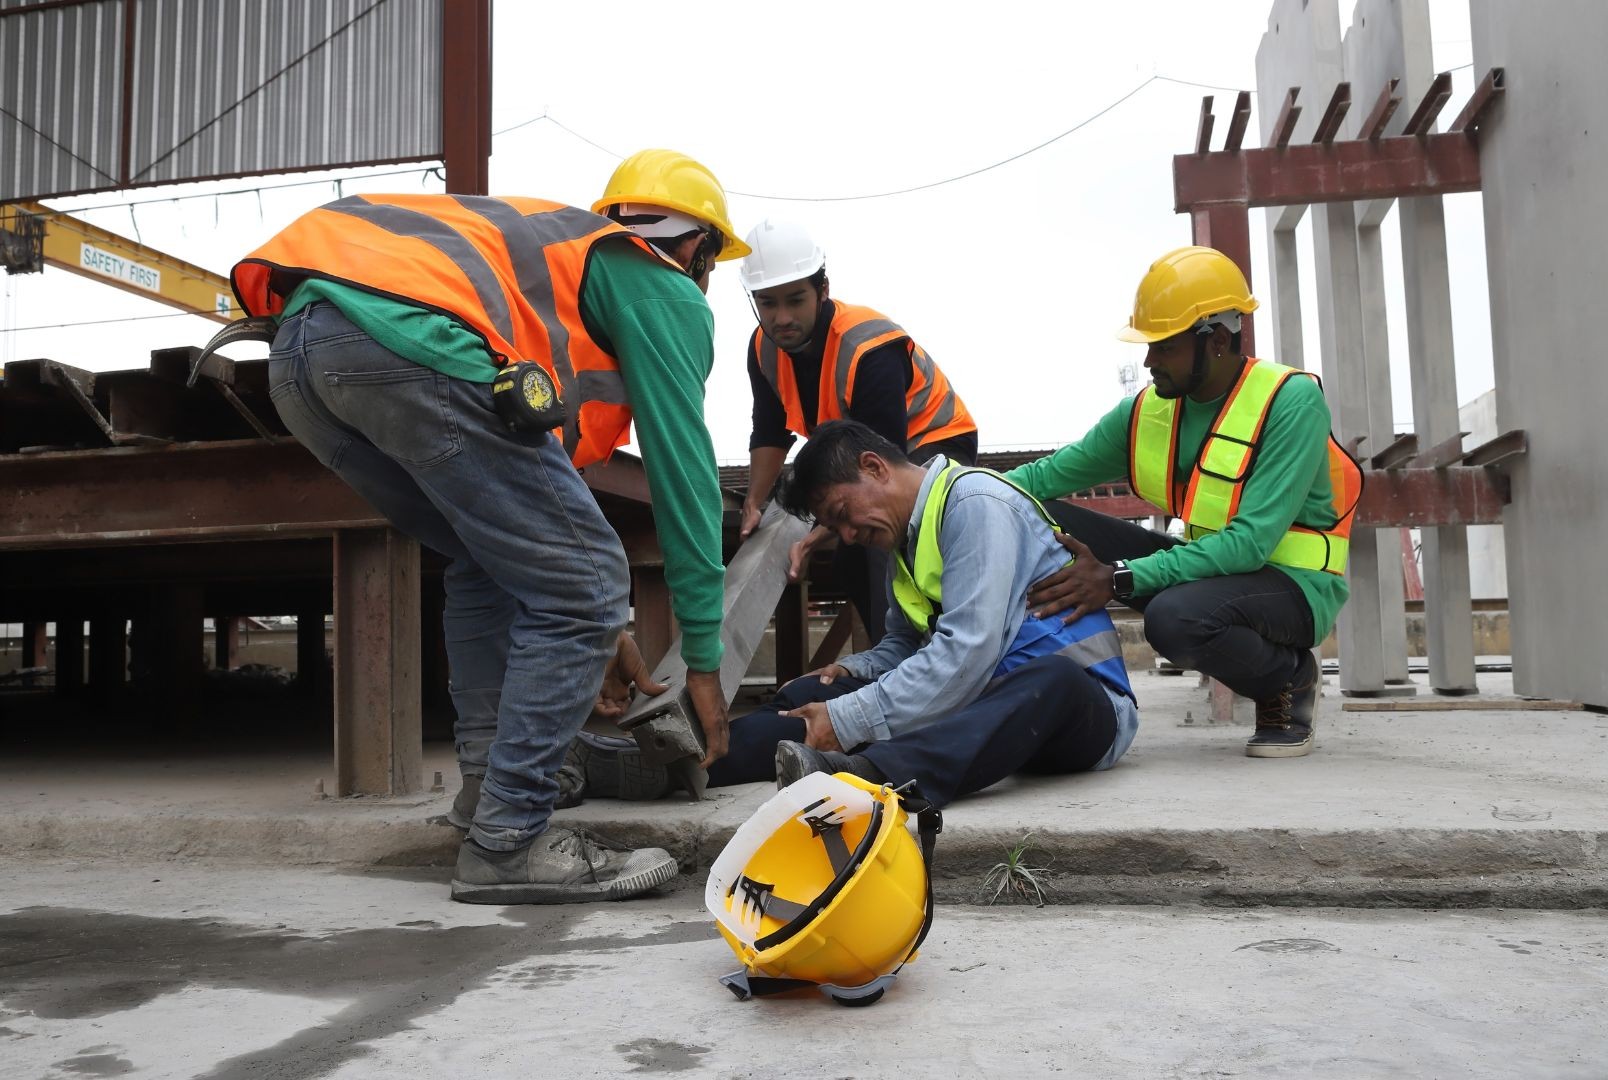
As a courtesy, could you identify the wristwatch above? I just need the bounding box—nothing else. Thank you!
[1110,560,1135,600]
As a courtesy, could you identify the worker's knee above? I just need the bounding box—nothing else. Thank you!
[1142,589,1212,666]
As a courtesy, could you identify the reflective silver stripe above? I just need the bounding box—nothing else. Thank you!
[578,369,628,406]
[833,317,903,407]
[757,334,781,395]
[325,196,515,346]
[906,346,937,422]
[1054,629,1124,669]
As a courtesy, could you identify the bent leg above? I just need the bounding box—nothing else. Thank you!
[858,654,1118,807]
[1141,571,1315,700]
[706,675,869,787]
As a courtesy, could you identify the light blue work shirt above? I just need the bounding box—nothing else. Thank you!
[827,457,1140,769]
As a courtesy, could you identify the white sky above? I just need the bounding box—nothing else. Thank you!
[1,0,1490,463]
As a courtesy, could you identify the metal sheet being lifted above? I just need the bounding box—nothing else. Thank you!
[0,0,442,203]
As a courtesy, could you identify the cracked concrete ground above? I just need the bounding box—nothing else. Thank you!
[1,863,1605,1079]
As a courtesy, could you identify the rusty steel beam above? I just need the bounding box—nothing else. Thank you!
[1408,430,1471,469]
[1402,71,1454,137]
[1173,130,1482,210]
[1065,467,1510,528]
[1450,67,1507,135]
[631,565,675,670]
[1224,91,1253,153]
[441,0,492,195]
[1195,96,1216,155]
[1271,88,1302,149]
[1354,467,1509,527]
[1188,202,1256,356]
[1461,428,1527,467]
[1369,433,1420,470]
[1361,79,1403,142]
[808,605,857,671]
[0,440,386,551]
[333,527,422,796]
[1311,82,1353,145]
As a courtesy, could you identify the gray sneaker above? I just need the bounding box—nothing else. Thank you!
[450,827,678,904]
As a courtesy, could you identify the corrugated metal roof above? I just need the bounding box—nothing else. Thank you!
[1,0,442,202]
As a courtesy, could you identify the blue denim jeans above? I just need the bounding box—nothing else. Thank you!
[267,302,629,851]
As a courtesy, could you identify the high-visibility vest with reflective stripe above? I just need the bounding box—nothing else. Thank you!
[891,462,1135,701]
[1127,358,1363,575]
[752,302,977,452]
[232,193,674,469]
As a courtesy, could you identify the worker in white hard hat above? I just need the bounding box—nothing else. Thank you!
[736,217,980,643]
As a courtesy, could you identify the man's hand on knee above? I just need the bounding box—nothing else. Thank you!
[780,701,844,753]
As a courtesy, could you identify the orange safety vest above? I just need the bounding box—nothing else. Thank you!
[232,193,673,469]
[751,302,976,452]
[1127,358,1363,575]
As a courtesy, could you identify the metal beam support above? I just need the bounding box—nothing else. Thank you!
[213,615,239,672]
[1360,79,1403,141]
[1401,71,1454,136]
[441,0,492,196]
[1449,67,1506,134]
[1189,202,1256,357]
[1195,96,1216,155]
[1174,131,1482,210]
[1311,82,1353,144]
[333,528,422,797]
[631,565,675,671]
[1224,91,1253,153]
[1271,88,1303,148]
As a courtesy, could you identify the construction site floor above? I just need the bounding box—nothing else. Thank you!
[3,668,1604,908]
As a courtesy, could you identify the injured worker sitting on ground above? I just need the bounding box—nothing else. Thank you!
[703,419,1139,807]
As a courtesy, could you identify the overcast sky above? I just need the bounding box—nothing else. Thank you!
[1,0,1490,463]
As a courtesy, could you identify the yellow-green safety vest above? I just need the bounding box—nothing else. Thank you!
[1127,358,1363,576]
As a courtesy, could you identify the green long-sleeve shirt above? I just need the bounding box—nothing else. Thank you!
[282,239,725,670]
[1003,372,1349,644]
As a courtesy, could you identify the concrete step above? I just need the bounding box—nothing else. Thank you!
[3,670,1605,908]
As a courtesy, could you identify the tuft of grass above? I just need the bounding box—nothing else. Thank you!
[980,833,1054,906]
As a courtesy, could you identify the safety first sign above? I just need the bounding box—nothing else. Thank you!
[79,242,161,293]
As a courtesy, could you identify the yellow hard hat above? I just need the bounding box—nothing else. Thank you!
[1118,245,1260,343]
[706,771,937,1006]
[592,149,750,261]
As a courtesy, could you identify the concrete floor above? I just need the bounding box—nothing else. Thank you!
[1,862,1605,1080]
[2,669,1605,905]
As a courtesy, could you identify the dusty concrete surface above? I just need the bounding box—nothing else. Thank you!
[2,671,1606,905]
[0,862,1604,1079]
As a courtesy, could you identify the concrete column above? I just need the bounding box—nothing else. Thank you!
[1265,222,1307,369]
[333,527,422,796]
[21,621,48,686]
[1314,202,1388,694]
[1356,225,1413,686]
[1400,195,1479,693]
[158,588,204,723]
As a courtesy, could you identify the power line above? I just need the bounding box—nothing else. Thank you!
[0,310,207,334]
[132,0,393,183]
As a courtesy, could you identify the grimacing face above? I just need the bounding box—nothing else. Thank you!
[752,279,822,352]
[807,473,904,552]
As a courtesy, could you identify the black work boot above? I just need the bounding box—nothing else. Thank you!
[773,740,884,789]
[1246,651,1320,758]
[447,765,583,832]
[571,731,672,800]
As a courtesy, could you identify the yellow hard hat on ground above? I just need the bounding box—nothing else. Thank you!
[593,149,750,261]
[1118,245,1260,343]
[706,771,940,1006]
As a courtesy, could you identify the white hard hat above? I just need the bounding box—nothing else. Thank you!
[739,218,826,293]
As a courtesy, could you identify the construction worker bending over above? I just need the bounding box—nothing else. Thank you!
[237,149,747,903]
[736,218,979,643]
[705,420,1139,807]
[1007,246,1361,758]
